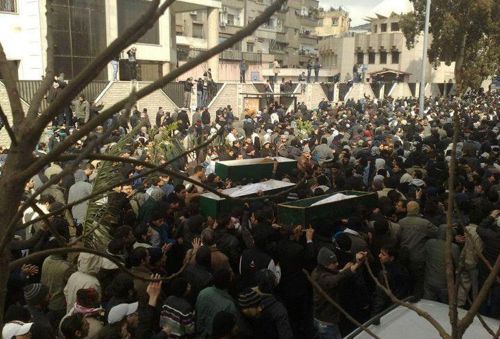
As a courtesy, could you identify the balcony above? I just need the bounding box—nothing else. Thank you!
[261,68,337,78]
[255,28,277,40]
[220,50,242,61]
[243,52,262,63]
[220,24,242,35]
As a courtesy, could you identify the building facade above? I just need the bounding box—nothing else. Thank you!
[315,8,350,37]
[318,1,455,84]
[0,0,221,81]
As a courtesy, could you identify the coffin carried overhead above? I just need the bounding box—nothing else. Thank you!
[215,157,297,182]
[200,179,296,218]
[277,191,378,229]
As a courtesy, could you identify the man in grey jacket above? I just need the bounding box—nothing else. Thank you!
[72,94,90,126]
[423,225,460,303]
[68,169,92,229]
[399,201,438,299]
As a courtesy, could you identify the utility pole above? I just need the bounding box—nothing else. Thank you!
[419,0,431,116]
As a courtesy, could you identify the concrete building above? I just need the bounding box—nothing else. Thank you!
[177,0,321,82]
[315,8,350,37]
[318,0,455,85]
[0,0,221,81]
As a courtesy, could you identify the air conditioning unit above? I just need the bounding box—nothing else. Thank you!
[190,11,197,15]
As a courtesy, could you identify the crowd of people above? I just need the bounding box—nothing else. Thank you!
[2,86,499,339]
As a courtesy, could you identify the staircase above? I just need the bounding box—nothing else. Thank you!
[207,83,238,119]
[96,81,179,124]
[292,83,327,109]
[344,83,375,101]
[388,83,413,99]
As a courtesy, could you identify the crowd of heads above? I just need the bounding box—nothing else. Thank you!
[3,87,499,338]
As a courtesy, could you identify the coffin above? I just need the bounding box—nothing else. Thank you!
[214,157,297,182]
[200,179,296,218]
[277,191,378,229]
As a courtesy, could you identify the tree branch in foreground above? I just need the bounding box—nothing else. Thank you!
[457,256,500,333]
[9,246,193,282]
[21,0,287,181]
[302,269,380,339]
[0,42,24,127]
[0,104,18,146]
[364,261,451,339]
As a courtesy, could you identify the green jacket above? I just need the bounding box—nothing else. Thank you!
[195,286,238,337]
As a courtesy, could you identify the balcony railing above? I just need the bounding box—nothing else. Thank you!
[221,50,242,61]
[243,52,262,63]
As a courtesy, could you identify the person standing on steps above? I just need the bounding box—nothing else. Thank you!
[183,78,194,108]
[111,54,120,81]
[307,59,313,83]
[126,47,137,81]
[314,57,321,83]
[240,59,247,83]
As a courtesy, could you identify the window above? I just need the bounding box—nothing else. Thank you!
[381,23,387,32]
[357,52,364,64]
[52,0,107,79]
[192,23,204,38]
[391,51,400,64]
[247,42,254,52]
[118,0,159,44]
[227,14,235,25]
[368,52,375,64]
[380,51,387,64]
[332,18,339,26]
[391,22,399,31]
[0,0,16,13]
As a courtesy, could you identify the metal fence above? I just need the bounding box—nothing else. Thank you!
[13,80,109,111]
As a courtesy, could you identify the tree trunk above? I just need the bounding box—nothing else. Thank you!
[0,144,37,325]
[454,34,467,95]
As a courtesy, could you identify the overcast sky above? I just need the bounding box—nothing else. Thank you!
[318,0,384,26]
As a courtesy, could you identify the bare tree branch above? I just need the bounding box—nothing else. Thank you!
[364,261,451,339]
[26,0,55,119]
[445,109,460,331]
[465,296,496,337]
[9,246,193,282]
[28,202,67,246]
[0,104,18,146]
[458,256,500,333]
[21,0,287,181]
[302,269,380,339]
[0,42,24,127]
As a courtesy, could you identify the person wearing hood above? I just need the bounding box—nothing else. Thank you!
[64,253,102,312]
[68,169,92,229]
[423,225,460,303]
[311,248,367,339]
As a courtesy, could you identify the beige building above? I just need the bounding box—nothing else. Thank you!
[176,0,321,81]
[315,8,350,37]
[318,0,455,84]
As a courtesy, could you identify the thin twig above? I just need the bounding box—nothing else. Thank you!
[364,260,451,339]
[0,104,18,146]
[302,269,380,339]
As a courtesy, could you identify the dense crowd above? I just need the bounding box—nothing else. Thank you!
[2,88,499,339]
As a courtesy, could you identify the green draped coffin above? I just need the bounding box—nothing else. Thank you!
[277,191,378,229]
[215,157,297,182]
[200,179,296,218]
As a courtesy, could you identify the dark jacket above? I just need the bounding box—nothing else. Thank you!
[372,260,410,315]
[311,265,353,324]
[249,294,294,339]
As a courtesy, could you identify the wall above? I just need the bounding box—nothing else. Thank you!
[0,1,44,80]
[177,61,266,82]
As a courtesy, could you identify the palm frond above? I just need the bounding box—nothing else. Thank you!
[81,125,141,249]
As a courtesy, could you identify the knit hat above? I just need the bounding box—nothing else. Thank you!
[23,283,49,306]
[238,288,262,309]
[317,247,337,267]
[303,145,311,153]
[2,322,33,339]
[108,302,138,324]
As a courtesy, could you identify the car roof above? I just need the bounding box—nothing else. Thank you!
[349,299,499,339]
